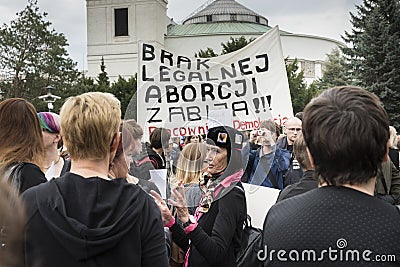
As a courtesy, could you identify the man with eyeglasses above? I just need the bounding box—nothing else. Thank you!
[277,117,303,187]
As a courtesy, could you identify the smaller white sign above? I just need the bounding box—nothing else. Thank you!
[150,169,167,199]
[243,183,280,229]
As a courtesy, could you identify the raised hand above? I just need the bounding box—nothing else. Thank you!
[150,190,173,225]
[169,185,190,224]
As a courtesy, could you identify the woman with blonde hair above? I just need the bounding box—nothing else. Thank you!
[22,92,168,267]
[174,143,207,185]
[173,143,207,215]
[0,98,46,194]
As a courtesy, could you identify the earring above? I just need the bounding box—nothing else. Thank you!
[109,162,115,170]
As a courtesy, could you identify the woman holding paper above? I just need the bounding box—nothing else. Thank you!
[151,126,247,267]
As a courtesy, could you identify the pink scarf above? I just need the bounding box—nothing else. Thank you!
[183,170,243,266]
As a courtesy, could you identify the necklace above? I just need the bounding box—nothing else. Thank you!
[44,156,61,169]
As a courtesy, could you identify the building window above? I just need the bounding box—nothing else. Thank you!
[255,16,260,23]
[230,14,237,21]
[206,15,212,22]
[301,60,316,78]
[115,8,128,36]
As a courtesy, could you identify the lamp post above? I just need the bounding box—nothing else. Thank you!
[38,86,61,112]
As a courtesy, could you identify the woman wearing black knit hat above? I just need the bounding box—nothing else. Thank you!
[151,125,247,267]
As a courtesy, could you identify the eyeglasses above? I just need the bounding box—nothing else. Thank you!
[287,128,302,132]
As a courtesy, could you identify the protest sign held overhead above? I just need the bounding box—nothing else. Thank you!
[137,26,293,138]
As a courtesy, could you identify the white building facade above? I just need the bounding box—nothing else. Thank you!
[86,0,343,84]
[86,0,169,79]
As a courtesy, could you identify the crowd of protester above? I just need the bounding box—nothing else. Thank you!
[0,85,400,266]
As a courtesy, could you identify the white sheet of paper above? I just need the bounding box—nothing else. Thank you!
[243,183,280,229]
[149,169,167,199]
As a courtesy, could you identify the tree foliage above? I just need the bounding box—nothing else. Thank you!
[96,56,110,92]
[221,36,255,54]
[67,74,95,96]
[343,0,400,127]
[285,59,318,114]
[109,75,137,119]
[316,48,354,90]
[195,36,254,57]
[79,59,137,118]
[0,0,79,105]
[195,48,218,58]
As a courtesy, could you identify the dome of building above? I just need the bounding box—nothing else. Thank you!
[85,0,344,86]
[182,0,268,25]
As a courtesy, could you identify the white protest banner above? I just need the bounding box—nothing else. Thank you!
[137,26,293,138]
[207,109,233,129]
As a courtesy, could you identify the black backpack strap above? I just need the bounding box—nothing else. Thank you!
[243,149,256,183]
[267,169,279,189]
[60,159,71,176]
[235,184,245,194]
[380,175,389,195]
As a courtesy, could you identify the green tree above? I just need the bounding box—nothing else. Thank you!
[343,0,400,127]
[286,59,312,114]
[316,48,353,90]
[109,75,137,118]
[67,74,95,96]
[195,47,218,58]
[221,36,255,54]
[96,56,110,92]
[0,0,79,102]
[196,36,255,58]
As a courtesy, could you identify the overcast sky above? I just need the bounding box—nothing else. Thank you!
[0,0,362,70]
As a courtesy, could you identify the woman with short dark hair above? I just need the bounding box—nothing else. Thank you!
[131,127,171,180]
[184,134,203,146]
[109,121,160,194]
